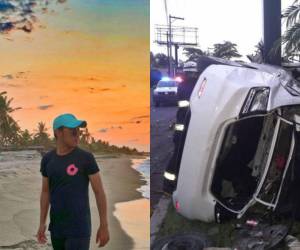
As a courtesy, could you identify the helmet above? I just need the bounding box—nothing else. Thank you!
[183,61,198,72]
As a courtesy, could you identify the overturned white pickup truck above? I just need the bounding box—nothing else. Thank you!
[173,61,300,222]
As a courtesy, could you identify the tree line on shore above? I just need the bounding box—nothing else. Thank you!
[0,91,143,155]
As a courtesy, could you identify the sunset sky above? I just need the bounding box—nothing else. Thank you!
[0,0,149,151]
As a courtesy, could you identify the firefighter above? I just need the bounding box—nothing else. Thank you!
[177,61,199,102]
[163,61,200,194]
[174,61,199,142]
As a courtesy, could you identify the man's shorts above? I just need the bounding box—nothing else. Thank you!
[51,235,90,250]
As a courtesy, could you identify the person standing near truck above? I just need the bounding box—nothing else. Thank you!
[163,61,200,194]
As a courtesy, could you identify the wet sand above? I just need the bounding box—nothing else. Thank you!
[90,155,149,250]
[114,199,150,250]
[0,151,149,250]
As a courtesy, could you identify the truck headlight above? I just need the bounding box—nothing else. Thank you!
[241,87,270,115]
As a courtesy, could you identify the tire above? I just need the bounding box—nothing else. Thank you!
[151,232,212,250]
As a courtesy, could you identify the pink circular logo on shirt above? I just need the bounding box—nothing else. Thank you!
[66,164,78,176]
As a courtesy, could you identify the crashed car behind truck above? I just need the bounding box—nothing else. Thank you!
[172,62,300,222]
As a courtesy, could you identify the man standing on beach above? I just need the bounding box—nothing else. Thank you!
[36,113,110,249]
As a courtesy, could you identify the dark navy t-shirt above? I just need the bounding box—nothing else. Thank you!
[40,146,100,238]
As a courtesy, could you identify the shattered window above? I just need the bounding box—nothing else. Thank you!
[256,120,294,205]
[211,113,278,212]
[211,116,265,211]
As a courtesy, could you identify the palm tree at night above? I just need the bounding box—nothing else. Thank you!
[0,91,22,146]
[212,41,242,60]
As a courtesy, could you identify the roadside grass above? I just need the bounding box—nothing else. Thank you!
[158,203,300,248]
[158,203,235,247]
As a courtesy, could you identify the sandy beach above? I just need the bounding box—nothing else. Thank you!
[0,150,149,250]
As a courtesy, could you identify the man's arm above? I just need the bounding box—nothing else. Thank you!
[40,177,50,225]
[89,173,109,247]
[37,176,49,244]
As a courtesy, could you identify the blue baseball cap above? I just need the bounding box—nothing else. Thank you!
[53,113,87,130]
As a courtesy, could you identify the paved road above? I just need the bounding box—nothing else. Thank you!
[150,91,177,210]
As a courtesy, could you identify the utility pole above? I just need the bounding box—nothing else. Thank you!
[174,44,179,73]
[168,15,173,77]
[169,15,184,77]
[166,32,171,75]
[155,25,198,74]
[164,0,171,76]
[263,0,281,65]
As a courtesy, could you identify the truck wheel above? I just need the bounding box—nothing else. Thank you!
[151,232,212,250]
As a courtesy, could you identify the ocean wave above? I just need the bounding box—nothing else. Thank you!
[131,158,150,199]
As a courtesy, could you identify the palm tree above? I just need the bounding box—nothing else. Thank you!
[0,92,22,146]
[278,1,300,61]
[266,1,300,62]
[79,127,92,145]
[183,47,208,61]
[35,122,48,134]
[247,41,264,63]
[153,53,170,68]
[19,129,33,146]
[33,122,51,146]
[212,41,242,60]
